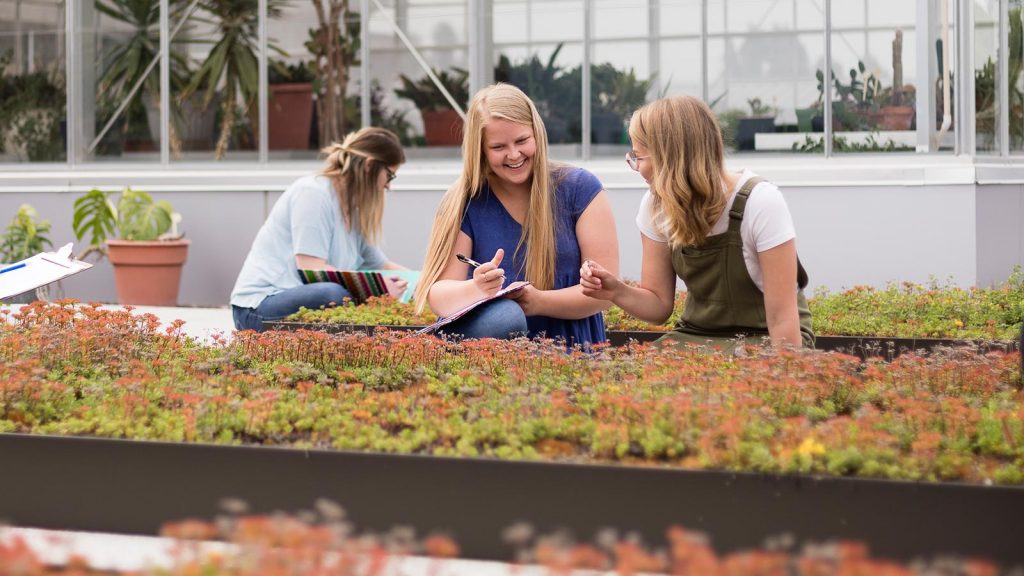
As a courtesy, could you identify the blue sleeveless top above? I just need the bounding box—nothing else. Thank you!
[460,167,607,347]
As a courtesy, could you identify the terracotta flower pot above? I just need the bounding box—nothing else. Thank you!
[420,109,463,146]
[268,83,314,150]
[876,105,915,130]
[106,239,190,306]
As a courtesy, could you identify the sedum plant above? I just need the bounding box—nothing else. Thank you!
[2,300,1022,486]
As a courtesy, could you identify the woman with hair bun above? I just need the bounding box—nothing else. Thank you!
[414,83,619,347]
[231,127,408,332]
[581,95,813,352]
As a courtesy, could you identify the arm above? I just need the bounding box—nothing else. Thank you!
[295,254,335,270]
[507,191,620,319]
[758,239,803,349]
[581,233,677,324]
[426,232,507,317]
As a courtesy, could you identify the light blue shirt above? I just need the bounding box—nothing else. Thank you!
[230,175,389,308]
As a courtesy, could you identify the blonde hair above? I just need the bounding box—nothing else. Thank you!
[629,96,728,247]
[320,127,405,245]
[414,83,556,313]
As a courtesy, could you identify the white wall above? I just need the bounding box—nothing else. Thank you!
[1,156,1021,306]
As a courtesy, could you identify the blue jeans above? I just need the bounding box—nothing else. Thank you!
[233,283,351,331]
[438,298,529,340]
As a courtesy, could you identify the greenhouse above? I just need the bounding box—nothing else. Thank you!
[0,1,1022,573]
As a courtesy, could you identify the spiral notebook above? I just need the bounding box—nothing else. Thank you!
[297,269,419,304]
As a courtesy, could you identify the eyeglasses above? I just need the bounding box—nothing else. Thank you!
[384,166,397,183]
[625,150,649,171]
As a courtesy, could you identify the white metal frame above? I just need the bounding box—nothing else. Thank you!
[35,0,1024,164]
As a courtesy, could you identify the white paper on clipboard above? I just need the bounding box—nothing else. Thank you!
[0,243,93,301]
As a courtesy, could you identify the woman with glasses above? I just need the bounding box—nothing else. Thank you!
[413,83,619,347]
[231,127,410,332]
[580,95,813,352]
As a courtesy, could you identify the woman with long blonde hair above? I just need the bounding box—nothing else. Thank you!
[231,127,409,331]
[581,96,813,351]
[414,83,618,346]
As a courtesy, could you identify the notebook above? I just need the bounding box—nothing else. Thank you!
[297,269,420,304]
[417,281,531,334]
[0,243,93,301]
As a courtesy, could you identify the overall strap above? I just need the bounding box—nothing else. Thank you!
[728,176,764,223]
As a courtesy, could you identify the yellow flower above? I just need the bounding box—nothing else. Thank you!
[797,437,826,458]
[954,319,964,328]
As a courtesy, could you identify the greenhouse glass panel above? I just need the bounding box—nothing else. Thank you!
[707,0,824,154]
[0,0,66,164]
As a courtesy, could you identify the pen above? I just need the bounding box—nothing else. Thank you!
[456,253,483,269]
[0,262,26,274]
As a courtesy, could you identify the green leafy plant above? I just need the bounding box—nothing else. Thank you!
[268,59,315,84]
[0,51,66,162]
[72,187,182,260]
[95,0,192,151]
[393,67,470,113]
[0,204,52,263]
[179,0,288,159]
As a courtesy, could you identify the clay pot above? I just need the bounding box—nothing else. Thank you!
[106,239,190,306]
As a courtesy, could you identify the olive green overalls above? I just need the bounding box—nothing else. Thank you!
[656,176,815,354]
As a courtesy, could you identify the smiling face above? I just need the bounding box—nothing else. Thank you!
[482,118,536,189]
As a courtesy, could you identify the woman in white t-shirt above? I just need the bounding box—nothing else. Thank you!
[580,96,813,351]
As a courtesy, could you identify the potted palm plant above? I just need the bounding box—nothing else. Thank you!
[72,187,188,306]
[179,0,287,159]
[394,67,469,146]
[95,0,192,154]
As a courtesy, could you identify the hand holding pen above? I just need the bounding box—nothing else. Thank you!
[457,249,505,296]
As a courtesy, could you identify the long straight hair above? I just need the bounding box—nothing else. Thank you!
[414,83,556,313]
[629,96,727,247]
[319,127,405,245]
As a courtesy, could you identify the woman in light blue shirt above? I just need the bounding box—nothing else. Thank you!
[231,127,407,331]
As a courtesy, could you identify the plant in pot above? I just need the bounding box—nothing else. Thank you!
[72,187,188,306]
[735,97,776,150]
[494,43,577,144]
[0,204,53,303]
[268,59,316,150]
[394,67,469,146]
[178,0,288,160]
[95,0,192,155]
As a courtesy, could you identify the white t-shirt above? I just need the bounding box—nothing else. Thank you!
[635,169,795,292]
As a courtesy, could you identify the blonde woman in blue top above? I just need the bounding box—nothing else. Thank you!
[231,127,408,331]
[413,83,619,347]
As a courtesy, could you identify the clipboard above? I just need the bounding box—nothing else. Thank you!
[0,243,93,301]
[417,281,530,334]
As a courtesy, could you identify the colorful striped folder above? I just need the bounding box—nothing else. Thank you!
[297,269,419,304]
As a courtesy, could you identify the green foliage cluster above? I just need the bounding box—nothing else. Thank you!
[791,133,914,153]
[494,43,654,144]
[0,204,52,263]
[0,51,65,162]
[285,272,1024,341]
[393,68,470,113]
[1,301,1021,486]
[72,187,180,259]
[289,295,438,326]
[810,271,1024,340]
